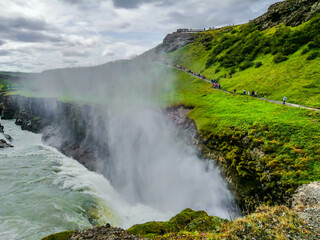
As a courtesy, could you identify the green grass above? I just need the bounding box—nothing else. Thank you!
[165,16,320,206]
[169,15,320,108]
[164,69,320,207]
[127,208,227,239]
[40,231,74,240]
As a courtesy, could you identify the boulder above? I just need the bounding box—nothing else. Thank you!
[0,139,13,148]
[292,181,320,237]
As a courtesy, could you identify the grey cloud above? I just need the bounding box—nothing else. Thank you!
[112,0,166,9]
[0,50,11,56]
[166,0,275,29]
[64,59,79,64]
[0,16,60,43]
[0,16,51,31]
[63,50,90,57]
[62,51,90,57]
[60,0,103,9]
[8,31,61,43]
[0,39,5,45]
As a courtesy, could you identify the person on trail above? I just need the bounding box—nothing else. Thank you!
[254,91,257,97]
[218,84,221,89]
[214,83,217,88]
[248,91,250,96]
[234,89,236,94]
[283,96,287,105]
[252,90,255,96]
[243,89,246,95]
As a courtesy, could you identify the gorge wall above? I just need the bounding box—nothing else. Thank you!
[0,94,288,212]
[0,95,107,172]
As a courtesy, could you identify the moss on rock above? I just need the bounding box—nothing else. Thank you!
[41,231,74,240]
[127,208,227,239]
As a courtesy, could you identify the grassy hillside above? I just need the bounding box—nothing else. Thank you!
[169,15,320,108]
[164,68,320,208]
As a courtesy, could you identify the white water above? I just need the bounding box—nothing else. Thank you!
[0,120,167,240]
[104,106,238,219]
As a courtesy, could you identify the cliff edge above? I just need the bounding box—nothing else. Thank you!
[252,0,320,30]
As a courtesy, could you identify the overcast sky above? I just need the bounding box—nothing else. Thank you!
[0,0,280,72]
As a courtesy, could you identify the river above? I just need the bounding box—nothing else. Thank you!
[0,120,167,240]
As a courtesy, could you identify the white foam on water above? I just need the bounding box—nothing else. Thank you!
[0,120,168,240]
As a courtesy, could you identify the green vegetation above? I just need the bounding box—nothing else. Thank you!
[170,15,320,107]
[0,71,21,92]
[129,206,312,240]
[127,208,227,239]
[165,15,320,208]
[40,231,74,240]
[164,69,320,208]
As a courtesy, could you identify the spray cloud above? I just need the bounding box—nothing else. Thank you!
[23,54,238,219]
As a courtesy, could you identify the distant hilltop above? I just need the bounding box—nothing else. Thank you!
[177,27,215,33]
[156,0,320,53]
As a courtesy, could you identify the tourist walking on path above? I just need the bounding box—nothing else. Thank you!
[233,89,236,94]
[283,96,287,105]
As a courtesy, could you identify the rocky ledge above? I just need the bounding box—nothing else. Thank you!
[252,0,320,30]
[156,32,199,53]
[0,122,13,148]
[292,181,320,237]
[41,224,147,240]
[68,224,147,240]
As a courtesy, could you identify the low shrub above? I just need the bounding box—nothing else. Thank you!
[306,51,319,60]
[255,61,262,68]
[273,52,288,63]
[239,61,253,70]
[301,47,309,55]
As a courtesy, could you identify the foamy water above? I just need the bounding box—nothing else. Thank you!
[0,120,167,240]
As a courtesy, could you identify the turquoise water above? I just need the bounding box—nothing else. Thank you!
[0,120,166,240]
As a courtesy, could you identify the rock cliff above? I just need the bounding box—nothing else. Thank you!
[156,32,199,53]
[252,0,320,30]
[0,95,108,172]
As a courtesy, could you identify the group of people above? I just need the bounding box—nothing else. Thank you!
[237,89,258,97]
[211,79,221,89]
[176,65,206,79]
[175,64,288,105]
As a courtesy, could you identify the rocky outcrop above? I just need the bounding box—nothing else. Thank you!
[156,32,199,53]
[292,181,320,237]
[252,0,320,30]
[0,122,13,148]
[0,95,57,133]
[68,224,147,240]
[0,139,13,148]
[165,105,198,145]
[0,95,108,172]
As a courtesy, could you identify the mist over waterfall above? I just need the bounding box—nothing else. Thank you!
[104,106,236,218]
[24,58,238,219]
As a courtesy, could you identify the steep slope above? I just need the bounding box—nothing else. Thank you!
[156,0,320,210]
[165,0,320,108]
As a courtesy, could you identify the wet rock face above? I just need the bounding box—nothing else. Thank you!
[252,0,320,30]
[68,224,146,240]
[292,181,320,236]
[156,32,199,53]
[0,139,13,148]
[0,95,109,172]
[0,95,57,133]
[165,105,198,146]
